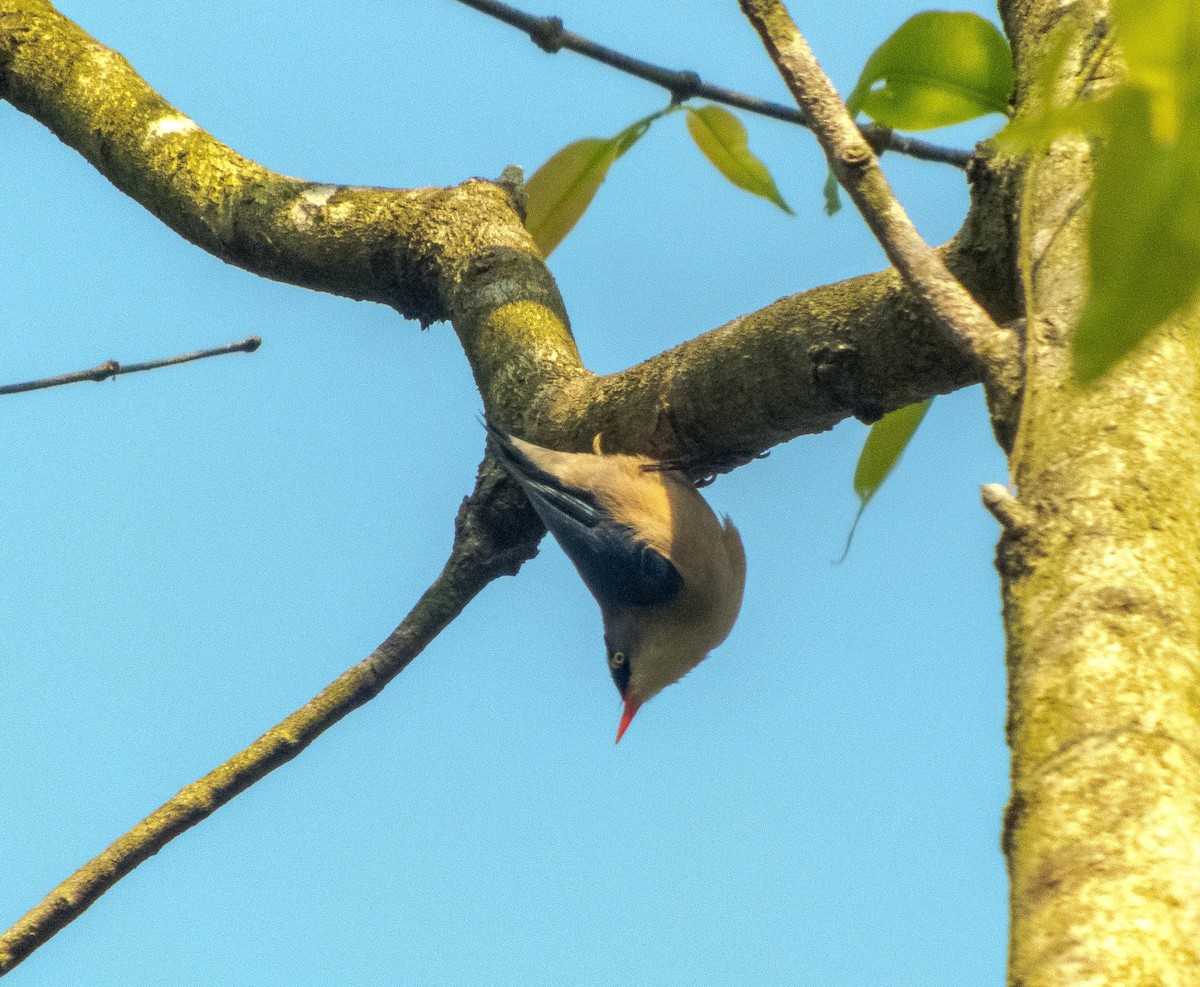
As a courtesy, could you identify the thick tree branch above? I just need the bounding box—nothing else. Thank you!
[0,1,586,440]
[543,230,1016,478]
[738,0,1022,448]
[0,0,1018,473]
[451,0,972,168]
[0,2,554,328]
[0,336,261,396]
[0,456,544,977]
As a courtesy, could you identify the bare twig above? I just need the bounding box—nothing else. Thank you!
[737,0,1020,437]
[0,456,543,977]
[452,0,972,169]
[0,337,262,396]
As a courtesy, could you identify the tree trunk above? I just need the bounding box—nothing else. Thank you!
[999,0,1200,981]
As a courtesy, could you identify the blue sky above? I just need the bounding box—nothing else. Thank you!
[2,1,1011,983]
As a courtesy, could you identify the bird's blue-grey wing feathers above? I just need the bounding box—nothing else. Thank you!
[485,420,683,609]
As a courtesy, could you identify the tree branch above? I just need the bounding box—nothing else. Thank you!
[0,336,261,396]
[0,0,1018,473]
[542,229,1017,480]
[0,454,544,977]
[0,1,545,323]
[737,0,1022,448]
[452,0,973,169]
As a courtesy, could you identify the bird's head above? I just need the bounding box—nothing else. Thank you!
[604,610,716,743]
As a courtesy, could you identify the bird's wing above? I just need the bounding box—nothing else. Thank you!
[485,419,684,608]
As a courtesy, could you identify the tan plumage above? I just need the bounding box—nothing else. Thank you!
[485,420,746,740]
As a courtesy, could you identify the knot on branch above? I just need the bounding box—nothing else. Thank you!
[840,141,874,171]
[453,455,545,580]
[495,165,527,222]
[982,483,1034,533]
[668,70,702,104]
[859,123,894,157]
[529,15,564,53]
[810,342,883,424]
[981,484,1041,583]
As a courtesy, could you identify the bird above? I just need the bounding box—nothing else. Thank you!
[484,418,746,742]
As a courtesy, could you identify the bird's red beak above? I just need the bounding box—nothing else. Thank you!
[615,696,642,743]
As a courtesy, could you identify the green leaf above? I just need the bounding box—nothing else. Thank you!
[524,114,660,257]
[525,137,625,258]
[838,400,933,562]
[685,105,794,214]
[1111,0,1200,142]
[1074,88,1200,383]
[822,168,842,215]
[993,99,1111,153]
[992,16,1091,152]
[846,12,1014,130]
[994,0,1200,383]
[854,400,933,503]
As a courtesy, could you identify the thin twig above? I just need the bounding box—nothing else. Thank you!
[0,456,543,977]
[0,337,262,396]
[452,0,972,169]
[738,0,1020,430]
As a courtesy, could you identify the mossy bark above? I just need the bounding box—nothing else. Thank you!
[999,0,1200,981]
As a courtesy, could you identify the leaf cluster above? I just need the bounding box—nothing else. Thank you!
[998,0,1200,382]
[524,102,791,258]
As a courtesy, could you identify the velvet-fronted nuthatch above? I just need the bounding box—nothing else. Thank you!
[485,419,746,742]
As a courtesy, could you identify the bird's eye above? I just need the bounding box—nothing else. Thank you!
[609,651,626,669]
